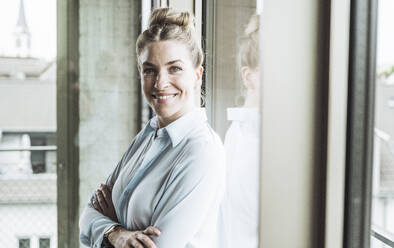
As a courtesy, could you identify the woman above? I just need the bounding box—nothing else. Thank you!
[79,8,225,248]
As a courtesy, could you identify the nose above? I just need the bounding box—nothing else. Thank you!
[154,70,170,90]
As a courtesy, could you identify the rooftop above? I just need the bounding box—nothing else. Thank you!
[0,56,54,79]
[0,174,56,204]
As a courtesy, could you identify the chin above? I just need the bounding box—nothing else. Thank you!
[154,107,174,119]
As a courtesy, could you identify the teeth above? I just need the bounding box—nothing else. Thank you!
[157,95,175,100]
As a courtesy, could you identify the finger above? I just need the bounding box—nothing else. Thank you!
[127,238,144,248]
[92,200,103,213]
[96,190,108,209]
[100,184,112,205]
[136,233,156,248]
[108,183,114,191]
[143,226,161,237]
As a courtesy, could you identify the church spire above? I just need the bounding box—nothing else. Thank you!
[14,0,31,57]
[16,0,30,34]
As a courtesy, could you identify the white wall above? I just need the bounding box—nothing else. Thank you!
[0,204,57,248]
[259,0,326,247]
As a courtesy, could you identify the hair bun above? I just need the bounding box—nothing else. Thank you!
[243,14,259,38]
[149,8,195,28]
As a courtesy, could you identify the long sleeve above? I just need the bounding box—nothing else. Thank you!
[150,141,226,248]
[79,137,138,248]
[79,109,224,247]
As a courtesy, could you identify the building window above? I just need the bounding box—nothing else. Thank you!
[18,238,30,248]
[16,38,21,48]
[388,96,394,108]
[30,136,46,174]
[39,237,50,248]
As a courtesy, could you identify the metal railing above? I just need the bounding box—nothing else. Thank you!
[0,146,57,152]
[372,225,394,247]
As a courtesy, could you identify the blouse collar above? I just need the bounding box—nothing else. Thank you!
[148,108,208,147]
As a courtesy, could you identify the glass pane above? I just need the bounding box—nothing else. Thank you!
[0,0,57,247]
[372,0,394,246]
[39,238,50,248]
[205,0,262,247]
[18,238,30,248]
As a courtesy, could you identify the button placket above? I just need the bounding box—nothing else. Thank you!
[118,132,168,224]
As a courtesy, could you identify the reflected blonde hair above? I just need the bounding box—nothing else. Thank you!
[136,8,204,69]
[239,14,260,70]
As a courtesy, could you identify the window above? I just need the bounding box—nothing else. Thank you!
[0,0,57,247]
[201,0,261,246]
[39,237,50,248]
[18,238,30,248]
[388,96,394,109]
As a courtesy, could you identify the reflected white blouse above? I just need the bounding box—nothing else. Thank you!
[79,108,225,248]
[219,107,260,248]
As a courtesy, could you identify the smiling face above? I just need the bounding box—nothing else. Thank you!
[140,40,203,127]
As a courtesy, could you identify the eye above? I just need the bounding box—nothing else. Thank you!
[169,66,182,73]
[143,68,156,76]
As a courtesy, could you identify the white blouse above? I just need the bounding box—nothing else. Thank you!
[79,108,225,248]
[219,107,260,248]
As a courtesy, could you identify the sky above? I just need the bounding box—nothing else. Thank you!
[0,0,56,60]
[377,0,394,69]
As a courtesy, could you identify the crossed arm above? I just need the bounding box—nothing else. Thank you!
[81,138,225,248]
[80,135,161,248]
[93,184,160,248]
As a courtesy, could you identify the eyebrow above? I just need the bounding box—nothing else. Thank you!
[142,60,184,67]
[166,59,184,65]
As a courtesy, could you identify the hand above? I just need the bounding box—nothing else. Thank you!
[108,226,161,248]
[93,184,118,222]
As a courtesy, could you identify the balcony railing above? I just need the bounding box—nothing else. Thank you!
[372,225,394,247]
[0,146,57,151]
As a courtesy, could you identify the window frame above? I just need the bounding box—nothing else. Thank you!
[56,0,80,247]
[344,0,378,247]
[201,0,216,122]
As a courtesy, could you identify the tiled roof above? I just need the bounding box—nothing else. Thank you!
[0,174,56,204]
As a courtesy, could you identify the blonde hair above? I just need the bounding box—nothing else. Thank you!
[239,14,260,70]
[136,8,204,69]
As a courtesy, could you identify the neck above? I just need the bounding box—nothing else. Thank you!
[157,107,197,128]
[243,90,260,108]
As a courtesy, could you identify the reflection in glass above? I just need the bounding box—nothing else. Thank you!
[218,13,260,248]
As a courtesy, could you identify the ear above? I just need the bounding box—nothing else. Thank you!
[241,66,255,90]
[194,66,204,89]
